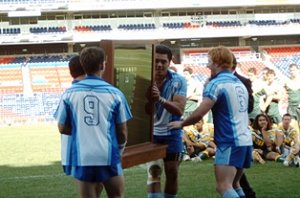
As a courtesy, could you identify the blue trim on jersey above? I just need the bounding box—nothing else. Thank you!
[154,71,187,136]
[223,89,238,145]
[203,70,252,147]
[54,75,133,167]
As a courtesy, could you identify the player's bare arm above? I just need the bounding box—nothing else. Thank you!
[116,122,128,145]
[57,123,72,135]
[169,97,215,129]
[151,83,186,116]
[161,95,186,116]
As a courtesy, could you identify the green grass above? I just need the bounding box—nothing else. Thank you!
[1,125,300,198]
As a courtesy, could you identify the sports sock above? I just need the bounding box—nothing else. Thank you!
[148,192,161,198]
[275,155,284,162]
[199,151,209,160]
[164,193,176,198]
[235,187,246,198]
[222,188,239,198]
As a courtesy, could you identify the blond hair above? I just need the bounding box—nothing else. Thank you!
[208,46,233,69]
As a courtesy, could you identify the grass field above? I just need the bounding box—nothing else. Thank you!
[1,125,300,198]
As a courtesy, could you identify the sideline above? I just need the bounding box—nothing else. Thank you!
[0,173,64,181]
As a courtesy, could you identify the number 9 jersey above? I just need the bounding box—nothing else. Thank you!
[54,76,133,167]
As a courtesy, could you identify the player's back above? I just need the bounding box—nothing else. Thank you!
[64,76,130,166]
[205,71,252,147]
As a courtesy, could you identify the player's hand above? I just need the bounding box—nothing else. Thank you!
[151,83,160,103]
[168,121,183,129]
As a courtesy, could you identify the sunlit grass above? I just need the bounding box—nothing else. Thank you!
[0,124,60,167]
[1,125,300,198]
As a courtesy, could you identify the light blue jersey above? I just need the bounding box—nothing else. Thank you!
[54,76,133,166]
[154,71,187,136]
[203,70,252,147]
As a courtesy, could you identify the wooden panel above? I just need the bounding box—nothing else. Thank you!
[122,142,167,169]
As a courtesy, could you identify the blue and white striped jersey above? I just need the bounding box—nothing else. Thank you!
[154,71,187,136]
[203,70,252,147]
[54,76,133,166]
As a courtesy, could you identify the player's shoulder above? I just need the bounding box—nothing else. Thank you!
[170,71,186,82]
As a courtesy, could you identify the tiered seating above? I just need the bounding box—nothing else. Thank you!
[238,61,266,76]
[264,47,300,56]
[74,25,112,32]
[183,64,210,83]
[163,22,199,29]
[0,92,62,126]
[263,47,300,77]
[0,54,72,126]
[0,0,58,4]
[0,57,15,64]
[30,26,67,33]
[118,23,155,30]
[30,67,69,91]
[290,19,300,24]
[206,21,242,27]
[11,56,27,63]
[29,55,69,62]
[0,28,21,35]
[0,55,71,93]
[248,20,284,26]
[55,66,72,88]
[0,67,23,93]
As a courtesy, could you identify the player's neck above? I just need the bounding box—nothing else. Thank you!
[155,76,166,87]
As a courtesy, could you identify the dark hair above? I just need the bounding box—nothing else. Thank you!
[79,47,105,75]
[155,44,172,61]
[68,55,85,79]
[266,69,275,76]
[232,54,237,70]
[247,67,257,74]
[262,67,270,73]
[251,113,273,131]
[282,113,292,119]
[289,63,298,69]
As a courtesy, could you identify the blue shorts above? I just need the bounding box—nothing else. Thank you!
[214,146,252,169]
[63,163,123,182]
[153,135,183,154]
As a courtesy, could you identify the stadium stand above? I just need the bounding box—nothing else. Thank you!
[118,23,155,30]
[75,25,112,32]
[262,46,300,77]
[30,26,66,34]
[0,0,299,127]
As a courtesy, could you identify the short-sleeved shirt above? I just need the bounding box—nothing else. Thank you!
[203,70,252,147]
[277,124,298,146]
[54,75,133,166]
[154,71,187,136]
[252,128,275,150]
[184,124,214,147]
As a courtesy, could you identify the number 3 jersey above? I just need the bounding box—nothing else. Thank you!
[54,76,133,166]
[203,70,252,147]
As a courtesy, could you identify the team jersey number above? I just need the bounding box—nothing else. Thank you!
[235,86,247,112]
[83,95,100,126]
